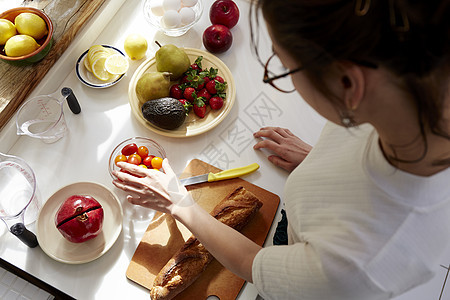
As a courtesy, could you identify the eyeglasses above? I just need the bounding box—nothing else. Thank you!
[263,52,303,93]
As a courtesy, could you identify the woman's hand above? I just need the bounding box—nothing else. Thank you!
[253,127,312,172]
[112,158,193,215]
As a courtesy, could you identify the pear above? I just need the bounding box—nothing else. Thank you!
[155,44,190,80]
[136,72,171,104]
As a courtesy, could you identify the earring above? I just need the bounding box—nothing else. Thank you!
[340,110,357,127]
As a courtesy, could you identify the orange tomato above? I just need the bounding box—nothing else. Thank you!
[151,156,163,169]
[114,154,127,166]
[128,154,142,165]
[137,146,149,158]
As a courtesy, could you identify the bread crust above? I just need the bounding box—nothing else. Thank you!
[150,186,263,300]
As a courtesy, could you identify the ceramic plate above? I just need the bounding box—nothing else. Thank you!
[128,48,236,138]
[76,45,125,88]
[36,182,123,264]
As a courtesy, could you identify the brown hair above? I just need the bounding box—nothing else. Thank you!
[250,0,450,163]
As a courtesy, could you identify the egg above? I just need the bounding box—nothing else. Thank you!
[181,0,198,7]
[179,7,195,25]
[150,0,165,16]
[162,10,181,28]
[163,0,181,11]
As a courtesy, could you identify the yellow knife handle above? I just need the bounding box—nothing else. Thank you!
[207,163,260,182]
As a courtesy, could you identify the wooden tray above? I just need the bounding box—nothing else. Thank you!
[126,159,280,299]
[0,0,107,130]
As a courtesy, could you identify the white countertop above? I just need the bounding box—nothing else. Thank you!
[0,1,448,299]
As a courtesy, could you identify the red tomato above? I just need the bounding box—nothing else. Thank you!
[127,154,142,165]
[122,143,138,156]
[114,154,127,166]
[151,156,163,169]
[143,155,155,167]
[137,146,149,158]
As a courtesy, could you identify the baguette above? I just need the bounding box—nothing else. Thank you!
[150,186,263,300]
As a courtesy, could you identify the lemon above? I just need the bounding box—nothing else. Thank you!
[91,57,111,81]
[0,19,16,45]
[15,13,48,40]
[105,54,129,75]
[4,35,40,57]
[124,34,147,60]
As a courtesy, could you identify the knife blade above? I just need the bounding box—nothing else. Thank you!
[180,163,260,186]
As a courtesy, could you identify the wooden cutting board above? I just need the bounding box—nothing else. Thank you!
[0,0,106,130]
[126,159,280,299]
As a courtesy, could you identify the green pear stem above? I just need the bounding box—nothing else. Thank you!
[155,41,162,48]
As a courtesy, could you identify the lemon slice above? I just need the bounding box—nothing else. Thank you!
[87,45,106,65]
[83,56,92,72]
[91,57,110,81]
[105,54,129,75]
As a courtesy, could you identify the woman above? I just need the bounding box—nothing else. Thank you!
[113,0,450,298]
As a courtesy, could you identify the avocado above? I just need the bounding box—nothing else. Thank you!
[142,97,186,130]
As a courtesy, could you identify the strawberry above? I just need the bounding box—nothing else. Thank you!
[214,75,225,83]
[189,56,203,71]
[179,99,192,115]
[206,80,217,94]
[183,87,196,103]
[170,84,183,99]
[210,96,224,110]
[197,88,211,102]
[190,64,201,71]
[206,79,227,96]
[180,75,189,84]
[183,70,205,90]
[193,97,207,118]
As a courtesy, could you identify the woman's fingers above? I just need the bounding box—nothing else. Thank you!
[116,161,148,177]
[253,138,282,152]
[253,127,312,172]
[112,179,142,194]
[267,155,292,171]
[254,127,294,140]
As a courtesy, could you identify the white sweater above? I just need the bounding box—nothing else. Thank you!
[252,122,450,300]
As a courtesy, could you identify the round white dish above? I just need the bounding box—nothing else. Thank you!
[36,182,123,264]
[76,45,126,89]
[128,48,236,138]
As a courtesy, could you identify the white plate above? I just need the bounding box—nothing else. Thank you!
[76,45,125,89]
[36,182,123,264]
[128,48,236,138]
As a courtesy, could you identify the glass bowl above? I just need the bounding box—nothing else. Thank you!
[143,0,203,37]
[0,7,54,66]
[108,137,167,179]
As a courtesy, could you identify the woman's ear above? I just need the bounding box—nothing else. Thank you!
[339,62,365,111]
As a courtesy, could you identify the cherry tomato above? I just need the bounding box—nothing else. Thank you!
[137,146,149,158]
[128,154,142,165]
[143,155,155,167]
[138,164,148,169]
[114,154,127,166]
[151,156,163,169]
[122,143,138,156]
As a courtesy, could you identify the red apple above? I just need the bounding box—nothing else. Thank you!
[55,195,104,243]
[203,24,233,54]
[209,0,240,29]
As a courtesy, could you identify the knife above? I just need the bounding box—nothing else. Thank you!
[180,163,260,186]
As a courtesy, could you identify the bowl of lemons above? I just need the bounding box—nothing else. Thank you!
[0,7,53,66]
